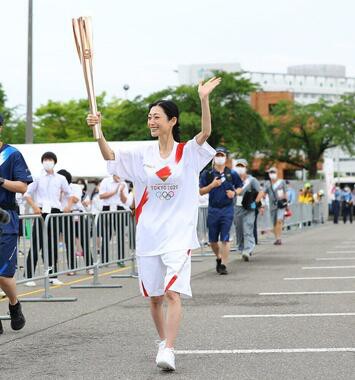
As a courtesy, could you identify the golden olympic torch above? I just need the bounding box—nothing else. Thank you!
[72,16,101,139]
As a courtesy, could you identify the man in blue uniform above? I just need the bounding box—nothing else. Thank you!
[199,147,242,275]
[0,114,33,335]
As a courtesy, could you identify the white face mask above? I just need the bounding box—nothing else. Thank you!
[269,173,277,180]
[214,156,226,166]
[236,166,247,175]
[43,160,55,171]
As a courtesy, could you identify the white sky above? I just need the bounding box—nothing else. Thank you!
[1,0,354,113]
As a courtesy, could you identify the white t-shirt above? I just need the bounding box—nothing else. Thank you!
[99,176,129,210]
[107,138,215,256]
[61,183,84,212]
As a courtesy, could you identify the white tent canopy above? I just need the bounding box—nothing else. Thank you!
[13,141,152,179]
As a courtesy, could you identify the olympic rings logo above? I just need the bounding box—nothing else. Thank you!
[155,191,175,200]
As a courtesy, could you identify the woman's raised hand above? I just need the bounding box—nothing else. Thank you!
[198,77,221,100]
[86,112,101,128]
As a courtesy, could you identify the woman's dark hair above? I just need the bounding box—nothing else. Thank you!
[76,178,87,193]
[41,151,57,164]
[57,169,72,184]
[148,100,180,142]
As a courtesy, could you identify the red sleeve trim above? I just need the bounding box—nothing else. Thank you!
[135,187,149,224]
[175,142,186,164]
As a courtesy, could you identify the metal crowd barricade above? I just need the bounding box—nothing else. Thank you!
[72,209,135,288]
[17,214,77,302]
[111,211,139,279]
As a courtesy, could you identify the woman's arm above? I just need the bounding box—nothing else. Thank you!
[195,77,221,146]
[86,113,115,160]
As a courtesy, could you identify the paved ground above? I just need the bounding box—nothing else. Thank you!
[1,223,354,379]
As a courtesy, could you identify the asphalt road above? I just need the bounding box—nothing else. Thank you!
[1,223,354,379]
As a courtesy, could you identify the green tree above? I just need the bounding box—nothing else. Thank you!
[265,94,355,178]
[34,95,107,142]
[145,71,266,160]
[0,82,26,143]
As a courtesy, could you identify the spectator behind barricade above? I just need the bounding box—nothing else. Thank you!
[199,147,242,275]
[314,189,325,224]
[85,179,102,214]
[285,180,296,205]
[24,152,75,287]
[263,167,288,246]
[234,159,263,262]
[57,169,80,275]
[76,178,87,203]
[99,175,129,211]
[99,175,129,263]
[341,186,353,224]
[331,186,341,224]
[301,183,314,204]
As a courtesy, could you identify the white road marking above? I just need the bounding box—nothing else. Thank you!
[284,276,355,280]
[327,251,355,254]
[302,265,355,269]
[316,258,355,261]
[175,348,355,355]
[222,313,355,318]
[259,291,355,295]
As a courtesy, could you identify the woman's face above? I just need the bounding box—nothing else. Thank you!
[147,106,176,138]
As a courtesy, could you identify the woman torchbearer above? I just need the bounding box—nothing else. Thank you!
[87,77,220,371]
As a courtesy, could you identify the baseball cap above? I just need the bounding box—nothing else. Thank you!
[235,158,248,167]
[268,166,277,173]
[0,114,4,126]
[215,146,229,156]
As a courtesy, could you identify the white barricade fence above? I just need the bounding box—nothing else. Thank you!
[14,203,323,300]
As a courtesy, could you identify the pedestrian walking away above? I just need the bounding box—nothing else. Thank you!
[234,159,264,262]
[0,113,33,335]
[87,77,221,371]
[263,167,288,246]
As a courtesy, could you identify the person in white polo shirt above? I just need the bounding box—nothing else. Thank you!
[57,170,93,276]
[24,152,74,286]
[99,175,129,263]
[87,77,220,371]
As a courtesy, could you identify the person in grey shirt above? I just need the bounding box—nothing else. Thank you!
[234,159,264,261]
[263,167,288,245]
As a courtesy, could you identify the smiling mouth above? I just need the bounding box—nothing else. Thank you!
[150,127,159,132]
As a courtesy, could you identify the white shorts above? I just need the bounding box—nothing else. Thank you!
[136,249,192,298]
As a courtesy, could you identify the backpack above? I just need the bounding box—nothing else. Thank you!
[241,189,258,210]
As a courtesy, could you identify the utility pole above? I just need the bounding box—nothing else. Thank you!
[26,0,33,143]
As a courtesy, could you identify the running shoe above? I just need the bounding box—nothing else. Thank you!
[49,278,63,285]
[9,301,26,331]
[24,281,36,287]
[216,258,222,273]
[155,339,166,364]
[156,347,175,371]
[242,252,250,262]
[219,264,228,275]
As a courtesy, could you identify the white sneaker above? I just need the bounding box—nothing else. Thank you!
[24,281,37,287]
[156,347,175,371]
[155,339,166,364]
[49,278,63,285]
[242,251,250,262]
